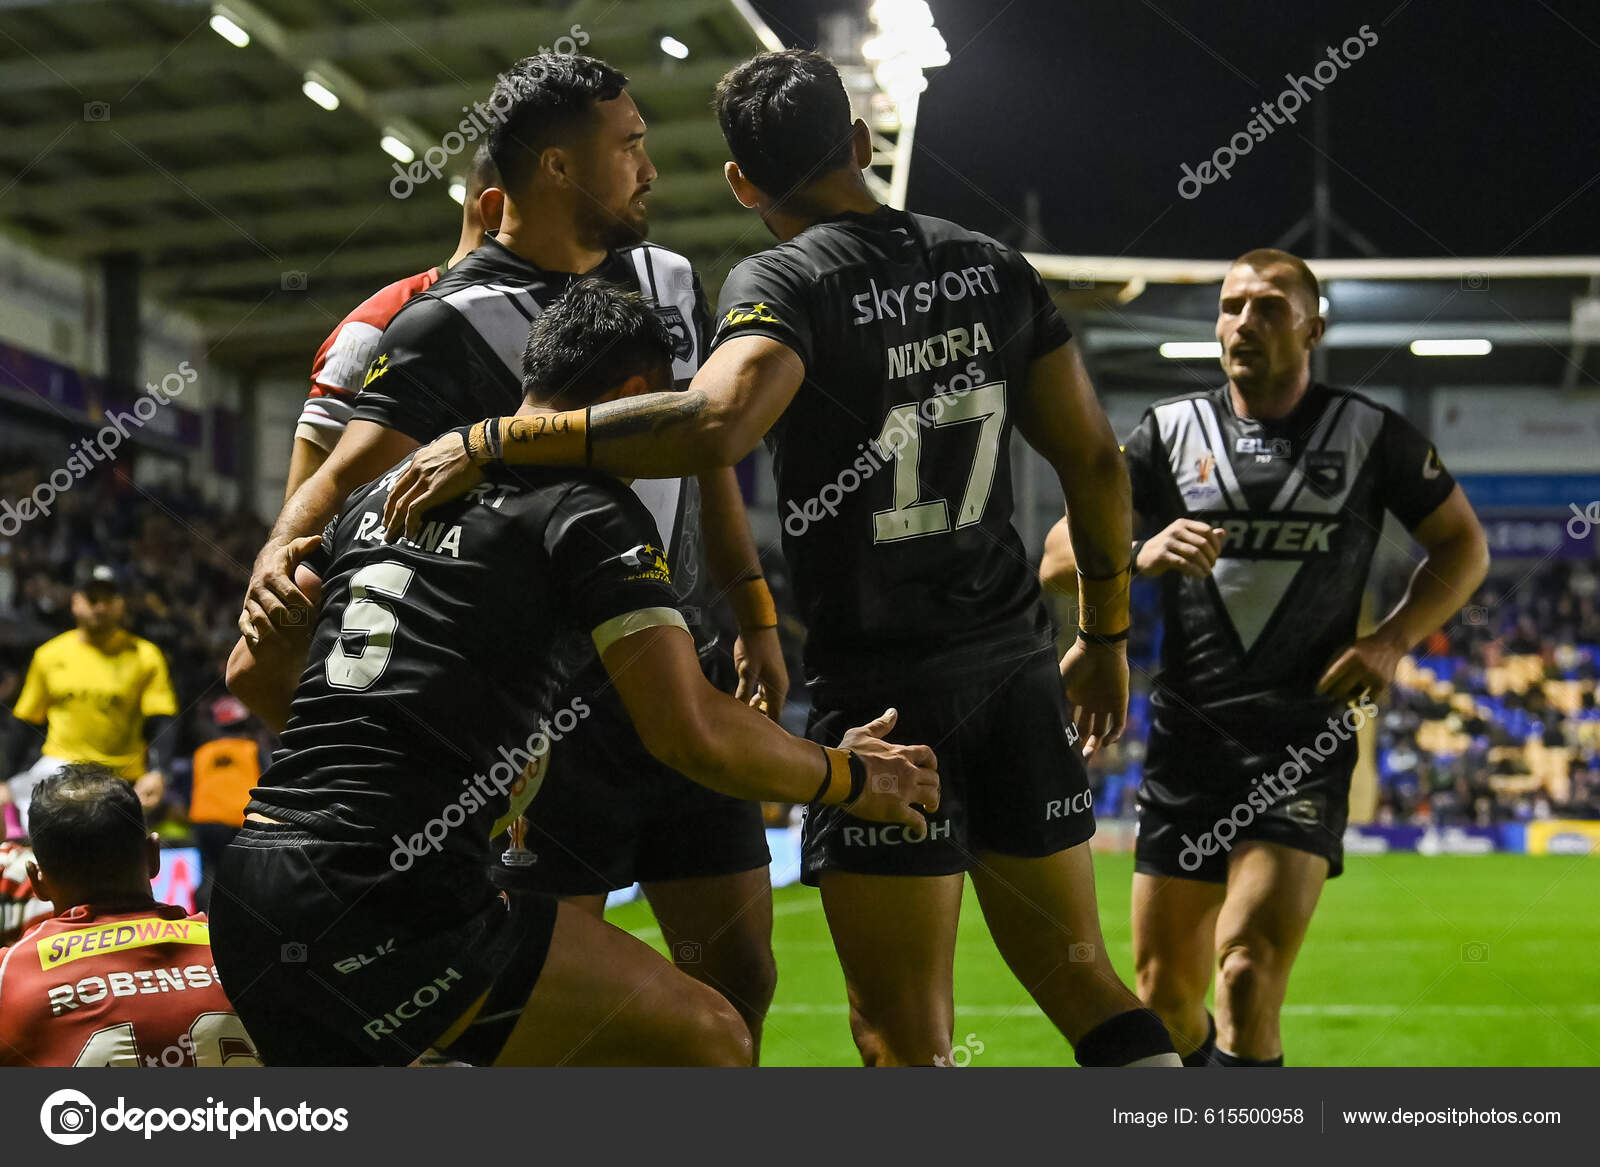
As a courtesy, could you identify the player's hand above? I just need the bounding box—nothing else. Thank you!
[838,708,940,831]
[1059,639,1129,758]
[1137,519,1227,578]
[734,626,789,722]
[1317,631,1404,703]
[135,770,166,812]
[238,535,321,645]
[382,432,483,542]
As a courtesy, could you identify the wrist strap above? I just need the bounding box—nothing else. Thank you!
[812,746,857,805]
[731,577,778,631]
[1078,626,1130,646]
[1129,540,1146,577]
[1077,559,1133,643]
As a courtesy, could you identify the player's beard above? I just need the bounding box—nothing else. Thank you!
[576,195,648,252]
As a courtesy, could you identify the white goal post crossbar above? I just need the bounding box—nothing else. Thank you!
[1022,254,1600,284]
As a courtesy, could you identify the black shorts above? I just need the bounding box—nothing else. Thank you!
[801,650,1094,883]
[1135,714,1356,883]
[211,823,558,1066]
[513,682,770,896]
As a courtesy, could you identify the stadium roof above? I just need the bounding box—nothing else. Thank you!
[0,0,783,368]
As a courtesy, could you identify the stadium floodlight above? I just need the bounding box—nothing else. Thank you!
[301,75,340,111]
[1160,341,1224,359]
[448,180,467,205]
[1410,338,1492,356]
[659,35,690,60]
[380,134,415,164]
[861,0,949,209]
[208,12,250,48]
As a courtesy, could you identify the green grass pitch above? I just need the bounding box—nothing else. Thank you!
[608,852,1600,1066]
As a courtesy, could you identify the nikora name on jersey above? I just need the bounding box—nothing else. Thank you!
[886,322,993,380]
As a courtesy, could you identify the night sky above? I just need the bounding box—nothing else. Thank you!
[749,0,1599,260]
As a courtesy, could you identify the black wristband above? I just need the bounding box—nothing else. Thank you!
[1130,540,1146,576]
[1077,559,1136,581]
[1078,626,1131,646]
[808,745,832,804]
[485,416,504,462]
[844,752,868,805]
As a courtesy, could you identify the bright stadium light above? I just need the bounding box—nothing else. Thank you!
[1410,338,1492,356]
[208,12,250,48]
[659,35,690,59]
[1318,295,1330,316]
[301,76,340,111]
[1160,341,1224,359]
[380,133,415,164]
[861,0,948,208]
[448,180,467,205]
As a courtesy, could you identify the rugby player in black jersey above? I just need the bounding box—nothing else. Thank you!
[237,55,788,1053]
[216,282,937,1066]
[384,51,1179,1068]
[1041,249,1489,1066]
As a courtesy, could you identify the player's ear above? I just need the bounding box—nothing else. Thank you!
[476,186,505,233]
[540,145,570,187]
[144,833,161,880]
[1305,310,1326,350]
[851,118,872,169]
[24,860,52,903]
[724,161,761,210]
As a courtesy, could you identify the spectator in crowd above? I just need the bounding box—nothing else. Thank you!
[6,565,176,826]
[0,764,260,1066]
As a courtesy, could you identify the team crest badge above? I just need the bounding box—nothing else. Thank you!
[654,306,694,362]
[1304,450,1347,498]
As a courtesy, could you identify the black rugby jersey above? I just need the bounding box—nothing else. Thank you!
[248,456,680,865]
[1125,383,1455,736]
[351,233,712,625]
[710,207,1073,690]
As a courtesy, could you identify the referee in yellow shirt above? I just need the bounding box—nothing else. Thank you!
[5,566,177,829]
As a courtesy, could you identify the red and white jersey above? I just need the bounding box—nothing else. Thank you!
[0,899,261,1066]
[296,267,441,452]
[0,842,51,945]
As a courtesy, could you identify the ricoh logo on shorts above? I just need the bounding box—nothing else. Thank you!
[364,967,463,1041]
[841,820,952,847]
[39,1088,350,1143]
[1043,790,1094,820]
[1178,696,1376,872]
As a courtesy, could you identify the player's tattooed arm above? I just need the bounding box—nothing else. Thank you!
[383,336,806,540]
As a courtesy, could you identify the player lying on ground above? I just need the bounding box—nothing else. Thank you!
[216,282,938,1066]
[240,55,787,1056]
[0,764,261,1067]
[378,50,1179,1068]
[1041,249,1489,1066]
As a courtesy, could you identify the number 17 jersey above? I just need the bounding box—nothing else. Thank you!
[711,207,1072,693]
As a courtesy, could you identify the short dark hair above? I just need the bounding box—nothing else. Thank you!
[487,54,629,190]
[464,142,500,199]
[522,279,674,409]
[27,764,147,888]
[1231,248,1321,313]
[714,50,856,201]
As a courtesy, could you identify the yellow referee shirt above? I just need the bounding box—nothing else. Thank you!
[12,630,178,780]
